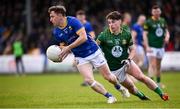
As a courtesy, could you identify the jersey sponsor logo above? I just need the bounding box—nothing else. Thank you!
[107,40,113,44]
[111,45,123,58]
[155,27,163,37]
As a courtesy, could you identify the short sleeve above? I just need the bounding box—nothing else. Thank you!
[97,32,105,43]
[70,17,84,33]
[128,36,133,46]
[143,20,150,31]
[85,22,94,33]
[132,24,138,32]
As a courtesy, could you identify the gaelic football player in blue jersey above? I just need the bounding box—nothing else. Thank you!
[76,10,96,39]
[131,15,146,68]
[48,5,129,103]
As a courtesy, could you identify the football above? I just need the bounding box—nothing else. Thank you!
[46,45,62,62]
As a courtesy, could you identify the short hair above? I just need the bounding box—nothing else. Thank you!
[152,5,161,10]
[106,11,122,20]
[76,10,85,16]
[48,5,66,16]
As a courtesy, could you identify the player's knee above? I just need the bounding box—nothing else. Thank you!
[103,73,113,81]
[137,75,146,82]
[84,78,94,85]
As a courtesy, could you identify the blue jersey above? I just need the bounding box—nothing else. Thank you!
[84,21,94,34]
[132,23,144,46]
[52,16,98,58]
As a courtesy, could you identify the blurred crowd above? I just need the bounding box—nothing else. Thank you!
[0,0,180,55]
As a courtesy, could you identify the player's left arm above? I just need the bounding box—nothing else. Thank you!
[164,29,170,44]
[128,34,135,60]
[164,19,170,44]
[128,45,136,60]
[89,31,96,39]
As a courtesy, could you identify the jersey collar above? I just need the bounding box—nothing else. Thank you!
[152,16,160,21]
[109,26,123,35]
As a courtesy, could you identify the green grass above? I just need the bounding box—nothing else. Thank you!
[0,72,180,108]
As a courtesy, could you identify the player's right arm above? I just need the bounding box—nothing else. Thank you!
[131,30,137,44]
[60,18,88,58]
[143,21,152,52]
[96,32,105,45]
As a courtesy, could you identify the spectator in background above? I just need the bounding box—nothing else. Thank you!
[131,15,146,68]
[12,32,25,75]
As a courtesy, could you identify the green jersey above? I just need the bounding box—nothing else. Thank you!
[144,17,167,48]
[13,41,23,57]
[97,25,133,71]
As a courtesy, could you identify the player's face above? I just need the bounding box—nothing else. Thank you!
[124,14,132,24]
[76,14,86,22]
[152,8,161,18]
[107,19,121,33]
[49,11,65,27]
[139,16,146,25]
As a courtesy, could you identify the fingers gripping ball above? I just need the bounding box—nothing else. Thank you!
[46,45,62,62]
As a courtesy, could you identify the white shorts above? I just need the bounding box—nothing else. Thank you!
[75,49,107,68]
[112,65,128,83]
[136,45,144,55]
[147,47,165,59]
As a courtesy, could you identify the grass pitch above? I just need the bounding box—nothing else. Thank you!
[0,72,180,108]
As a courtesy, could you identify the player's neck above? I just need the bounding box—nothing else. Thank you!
[113,27,122,35]
[59,17,67,29]
[152,16,160,21]
[82,20,86,24]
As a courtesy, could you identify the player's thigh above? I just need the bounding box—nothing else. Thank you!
[148,55,157,67]
[156,58,162,70]
[127,60,145,79]
[98,63,112,77]
[76,57,94,80]
[90,52,111,76]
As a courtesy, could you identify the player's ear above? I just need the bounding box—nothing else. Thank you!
[159,9,162,14]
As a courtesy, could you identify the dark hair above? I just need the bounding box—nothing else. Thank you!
[76,10,85,15]
[152,5,161,10]
[48,5,66,16]
[106,11,122,20]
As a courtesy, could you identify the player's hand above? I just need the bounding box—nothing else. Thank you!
[59,46,71,60]
[164,37,169,44]
[146,46,152,53]
[121,58,131,66]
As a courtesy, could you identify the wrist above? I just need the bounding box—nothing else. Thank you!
[67,45,72,50]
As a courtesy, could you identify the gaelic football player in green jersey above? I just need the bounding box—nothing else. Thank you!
[97,11,169,101]
[143,5,170,88]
